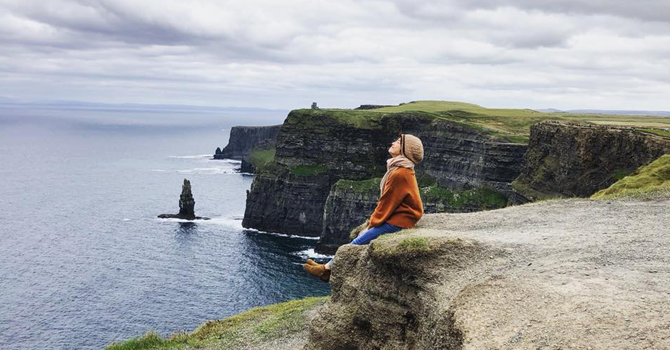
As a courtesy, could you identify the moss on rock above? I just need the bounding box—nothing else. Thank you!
[248,148,276,169]
[334,178,382,194]
[592,154,670,199]
[420,185,508,209]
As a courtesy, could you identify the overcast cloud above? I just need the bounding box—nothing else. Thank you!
[1,0,669,110]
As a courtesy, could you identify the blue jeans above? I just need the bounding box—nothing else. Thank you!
[326,222,403,267]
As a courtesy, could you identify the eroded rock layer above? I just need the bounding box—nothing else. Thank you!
[513,121,670,200]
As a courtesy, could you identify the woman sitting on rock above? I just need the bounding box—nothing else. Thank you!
[303,133,424,282]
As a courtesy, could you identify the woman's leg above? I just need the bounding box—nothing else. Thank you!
[325,223,402,269]
[351,223,402,245]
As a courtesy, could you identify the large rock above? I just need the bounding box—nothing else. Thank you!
[158,179,209,220]
[306,197,670,349]
[513,121,670,200]
[214,125,281,160]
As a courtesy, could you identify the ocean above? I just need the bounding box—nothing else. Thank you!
[0,117,331,350]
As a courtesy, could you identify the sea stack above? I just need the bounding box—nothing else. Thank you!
[158,179,209,220]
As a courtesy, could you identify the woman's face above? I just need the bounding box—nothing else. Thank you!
[389,138,401,157]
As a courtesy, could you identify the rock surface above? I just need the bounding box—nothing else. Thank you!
[158,179,209,220]
[513,121,670,200]
[214,125,281,160]
[307,196,670,349]
[243,109,527,239]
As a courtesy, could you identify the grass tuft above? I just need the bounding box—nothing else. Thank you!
[592,155,670,200]
[249,148,276,169]
[420,185,508,209]
[334,178,381,193]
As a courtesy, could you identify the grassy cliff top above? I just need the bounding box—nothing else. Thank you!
[376,100,670,141]
[292,101,670,144]
[104,297,327,350]
[591,154,670,200]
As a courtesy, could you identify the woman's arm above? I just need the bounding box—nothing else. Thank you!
[368,170,409,228]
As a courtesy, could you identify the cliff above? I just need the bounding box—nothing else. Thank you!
[307,196,670,349]
[513,121,670,200]
[242,109,527,240]
[214,125,281,161]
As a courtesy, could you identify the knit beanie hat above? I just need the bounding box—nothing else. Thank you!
[401,134,424,164]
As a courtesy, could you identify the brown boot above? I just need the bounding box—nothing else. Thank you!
[320,269,331,283]
[303,263,330,282]
[306,259,319,266]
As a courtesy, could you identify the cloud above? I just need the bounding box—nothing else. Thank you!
[0,0,668,111]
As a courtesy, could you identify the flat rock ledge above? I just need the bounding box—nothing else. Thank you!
[306,197,670,349]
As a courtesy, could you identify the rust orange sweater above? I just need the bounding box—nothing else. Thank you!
[369,167,424,229]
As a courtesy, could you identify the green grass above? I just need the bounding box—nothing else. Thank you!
[286,109,387,129]
[372,101,670,144]
[420,185,509,209]
[591,154,670,199]
[334,178,382,194]
[396,236,430,251]
[637,128,670,138]
[290,164,328,176]
[104,297,328,350]
[249,148,276,169]
[372,233,439,258]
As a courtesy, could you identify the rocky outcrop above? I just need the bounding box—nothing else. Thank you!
[158,179,209,220]
[307,197,670,349]
[214,125,281,160]
[243,109,527,240]
[513,121,670,200]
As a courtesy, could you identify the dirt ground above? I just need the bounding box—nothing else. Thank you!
[416,197,670,349]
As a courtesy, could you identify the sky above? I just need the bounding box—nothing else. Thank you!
[1,0,669,111]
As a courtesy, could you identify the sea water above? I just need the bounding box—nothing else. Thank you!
[0,119,330,350]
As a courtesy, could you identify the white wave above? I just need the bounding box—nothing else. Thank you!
[168,154,213,159]
[205,216,244,229]
[176,167,237,175]
[156,217,203,223]
[212,158,242,164]
[244,228,320,240]
[292,248,334,260]
[155,216,243,229]
[122,218,131,222]
[151,167,237,175]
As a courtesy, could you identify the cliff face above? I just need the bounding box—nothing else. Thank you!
[242,110,396,236]
[307,197,670,349]
[242,165,333,235]
[408,122,527,193]
[214,125,281,160]
[513,121,670,200]
[243,109,527,240]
